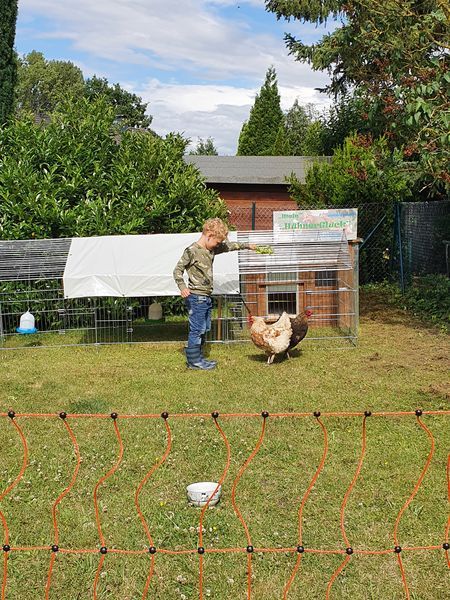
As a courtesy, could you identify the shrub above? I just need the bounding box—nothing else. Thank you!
[0,97,227,240]
[288,134,413,208]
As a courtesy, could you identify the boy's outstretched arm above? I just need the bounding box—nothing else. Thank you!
[214,241,257,254]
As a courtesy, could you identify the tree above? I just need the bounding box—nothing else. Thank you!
[301,120,326,155]
[288,134,413,208]
[16,51,85,118]
[284,100,325,155]
[266,0,450,197]
[284,100,311,155]
[84,76,152,129]
[0,0,18,123]
[189,137,218,155]
[319,93,373,155]
[16,56,153,129]
[237,66,284,155]
[0,98,226,240]
[271,124,291,155]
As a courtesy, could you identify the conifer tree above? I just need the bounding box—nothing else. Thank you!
[0,0,18,124]
[237,66,284,155]
[285,100,314,154]
[189,137,218,155]
[272,124,291,155]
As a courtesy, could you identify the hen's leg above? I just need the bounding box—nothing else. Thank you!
[267,354,275,365]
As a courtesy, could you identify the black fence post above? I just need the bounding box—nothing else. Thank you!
[395,203,405,294]
[251,202,256,231]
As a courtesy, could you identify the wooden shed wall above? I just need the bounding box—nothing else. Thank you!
[207,183,298,230]
[241,272,346,327]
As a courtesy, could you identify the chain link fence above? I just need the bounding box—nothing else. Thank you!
[228,204,295,231]
[398,200,450,282]
[357,203,396,284]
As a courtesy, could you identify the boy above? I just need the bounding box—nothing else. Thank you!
[173,218,256,370]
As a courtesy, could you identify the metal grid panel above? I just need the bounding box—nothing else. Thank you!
[0,285,132,349]
[0,238,71,281]
[213,275,358,349]
[237,229,352,274]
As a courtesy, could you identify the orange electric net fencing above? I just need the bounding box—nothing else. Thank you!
[0,409,449,599]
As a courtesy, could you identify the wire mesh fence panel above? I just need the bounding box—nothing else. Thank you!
[1,201,446,350]
[0,286,91,348]
[228,206,255,231]
[228,205,296,231]
[0,283,131,349]
[213,274,358,350]
[230,200,450,288]
[399,200,450,280]
[0,238,71,282]
[358,203,396,284]
[94,301,133,345]
[124,297,188,344]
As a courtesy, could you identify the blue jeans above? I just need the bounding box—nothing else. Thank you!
[185,294,212,347]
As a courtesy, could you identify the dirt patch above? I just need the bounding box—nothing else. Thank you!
[423,382,450,402]
[360,288,412,325]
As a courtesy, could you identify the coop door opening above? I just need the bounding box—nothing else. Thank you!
[266,272,298,315]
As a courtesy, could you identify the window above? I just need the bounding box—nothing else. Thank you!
[266,272,297,315]
[315,270,337,287]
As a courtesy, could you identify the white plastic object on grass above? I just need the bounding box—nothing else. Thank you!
[186,482,221,507]
[148,302,163,320]
[17,311,38,334]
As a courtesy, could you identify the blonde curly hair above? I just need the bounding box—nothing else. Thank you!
[203,218,229,240]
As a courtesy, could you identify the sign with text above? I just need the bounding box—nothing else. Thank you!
[273,208,358,240]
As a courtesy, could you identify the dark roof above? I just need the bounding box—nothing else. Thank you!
[183,155,331,185]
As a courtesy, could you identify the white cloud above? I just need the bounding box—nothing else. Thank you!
[137,79,331,154]
[19,0,330,81]
[18,0,333,153]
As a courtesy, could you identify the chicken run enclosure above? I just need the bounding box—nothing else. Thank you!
[0,231,359,350]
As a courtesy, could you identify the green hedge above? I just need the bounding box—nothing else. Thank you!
[0,97,227,239]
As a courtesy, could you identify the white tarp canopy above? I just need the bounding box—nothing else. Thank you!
[63,233,240,298]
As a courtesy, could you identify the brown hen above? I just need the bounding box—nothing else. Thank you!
[249,311,292,364]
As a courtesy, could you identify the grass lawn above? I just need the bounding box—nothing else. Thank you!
[0,290,449,599]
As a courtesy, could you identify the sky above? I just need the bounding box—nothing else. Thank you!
[15,0,336,154]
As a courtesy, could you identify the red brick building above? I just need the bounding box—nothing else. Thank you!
[184,155,331,230]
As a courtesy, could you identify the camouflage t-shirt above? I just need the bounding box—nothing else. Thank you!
[173,240,250,296]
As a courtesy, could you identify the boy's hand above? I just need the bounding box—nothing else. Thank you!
[254,245,274,254]
[249,244,257,250]
[181,288,191,298]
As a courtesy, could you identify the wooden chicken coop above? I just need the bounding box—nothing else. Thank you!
[212,229,359,347]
